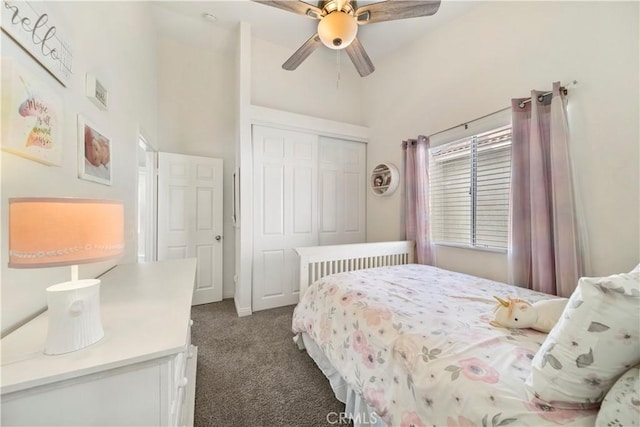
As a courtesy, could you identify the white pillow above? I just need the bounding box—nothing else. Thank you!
[526,271,640,408]
[595,366,639,427]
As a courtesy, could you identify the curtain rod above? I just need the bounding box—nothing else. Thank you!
[427,80,578,140]
[427,107,510,139]
[518,80,578,108]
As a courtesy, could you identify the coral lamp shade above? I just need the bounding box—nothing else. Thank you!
[317,11,358,49]
[9,198,124,268]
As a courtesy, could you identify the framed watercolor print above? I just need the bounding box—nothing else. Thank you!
[1,58,63,166]
[78,115,111,185]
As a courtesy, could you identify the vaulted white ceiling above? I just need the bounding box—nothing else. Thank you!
[152,1,477,62]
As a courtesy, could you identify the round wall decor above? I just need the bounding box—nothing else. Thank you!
[370,163,399,196]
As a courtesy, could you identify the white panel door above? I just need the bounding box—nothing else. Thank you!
[252,125,318,311]
[158,152,223,305]
[318,137,366,245]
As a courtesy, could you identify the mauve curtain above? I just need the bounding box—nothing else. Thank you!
[403,135,433,265]
[509,82,584,297]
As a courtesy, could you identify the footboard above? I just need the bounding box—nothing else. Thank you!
[294,241,415,300]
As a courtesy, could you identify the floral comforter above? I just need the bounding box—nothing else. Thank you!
[292,264,597,426]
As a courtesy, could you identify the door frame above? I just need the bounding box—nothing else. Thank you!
[137,133,158,263]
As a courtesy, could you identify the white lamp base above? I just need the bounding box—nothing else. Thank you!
[44,279,105,355]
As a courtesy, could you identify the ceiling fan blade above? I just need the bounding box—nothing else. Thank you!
[283,33,323,71]
[252,0,323,19]
[355,0,441,24]
[345,37,375,77]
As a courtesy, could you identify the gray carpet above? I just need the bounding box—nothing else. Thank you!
[191,299,345,427]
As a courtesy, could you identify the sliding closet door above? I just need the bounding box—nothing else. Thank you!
[252,125,318,311]
[318,137,367,245]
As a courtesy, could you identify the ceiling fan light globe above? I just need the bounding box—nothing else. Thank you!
[318,12,357,50]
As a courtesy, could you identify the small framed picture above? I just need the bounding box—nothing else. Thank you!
[78,115,111,185]
[85,73,108,110]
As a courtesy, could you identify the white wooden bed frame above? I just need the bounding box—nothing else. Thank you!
[295,240,416,300]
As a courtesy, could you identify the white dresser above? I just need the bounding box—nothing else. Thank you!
[0,259,198,426]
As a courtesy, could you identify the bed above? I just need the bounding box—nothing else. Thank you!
[292,241,602,426]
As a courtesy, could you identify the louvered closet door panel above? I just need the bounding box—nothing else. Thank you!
[252,125,318,311]
[318,137,366,245]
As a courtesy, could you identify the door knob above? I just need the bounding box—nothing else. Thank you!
[215,235,222,241]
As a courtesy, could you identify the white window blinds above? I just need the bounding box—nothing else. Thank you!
[429,124,512,250]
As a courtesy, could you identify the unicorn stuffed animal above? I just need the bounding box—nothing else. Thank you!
[490,296,568,333]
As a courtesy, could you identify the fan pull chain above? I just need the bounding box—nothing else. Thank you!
[336,50,341,89]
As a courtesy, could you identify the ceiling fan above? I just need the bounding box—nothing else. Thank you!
[252,0,441,77]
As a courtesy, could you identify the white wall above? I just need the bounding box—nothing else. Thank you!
[1,2,158,335]
[251,37,364,125]
[157,36,237,299]
[364,1,639,281]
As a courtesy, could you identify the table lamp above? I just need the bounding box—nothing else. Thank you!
[8,198,124,355]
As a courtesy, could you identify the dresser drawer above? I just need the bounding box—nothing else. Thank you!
[179,345,198,427]
[1,361,165,426]
[168,319,194,426]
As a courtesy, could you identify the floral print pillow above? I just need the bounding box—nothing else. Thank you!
[595,366,640,427]
[526,271,640,408]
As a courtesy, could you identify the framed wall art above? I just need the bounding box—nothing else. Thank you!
[86,73,108,110]
[1,0,73,86]
[1,58,63,166]
[78,115,111,185]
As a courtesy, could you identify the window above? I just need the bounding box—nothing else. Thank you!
[429,124,512,250]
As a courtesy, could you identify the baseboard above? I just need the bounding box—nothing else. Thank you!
[234,298,252,317]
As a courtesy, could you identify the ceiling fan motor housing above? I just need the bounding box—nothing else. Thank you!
[317,12,358,50]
